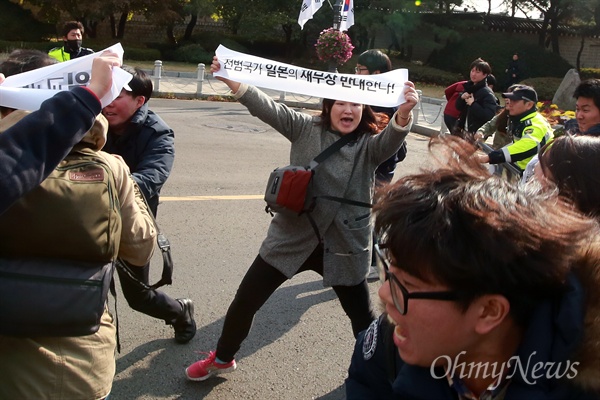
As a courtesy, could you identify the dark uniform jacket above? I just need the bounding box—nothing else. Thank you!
[103,103,175,215]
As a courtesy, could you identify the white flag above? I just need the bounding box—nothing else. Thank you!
[298,0,323,30]
[339,0,354,32]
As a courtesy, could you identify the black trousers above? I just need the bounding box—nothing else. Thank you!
[216,245,376,362]
[117,262,182,324]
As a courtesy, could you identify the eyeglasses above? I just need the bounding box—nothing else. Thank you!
[374,244,459,315]
[355,67,369,73]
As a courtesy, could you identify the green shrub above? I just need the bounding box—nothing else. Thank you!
[519,77,563,102]
[124,47,161,61]
[579,68,600,80]
[0,1,54,41]
[171,44,213,64]
[187,31,248,54]
[428,35,572,90]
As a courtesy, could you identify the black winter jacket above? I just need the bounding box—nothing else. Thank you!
[103,103,175,215]
[455,80,498,133]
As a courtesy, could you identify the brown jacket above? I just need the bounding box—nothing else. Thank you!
[0,112,156,399]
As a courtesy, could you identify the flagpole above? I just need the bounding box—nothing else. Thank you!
[328,0,344,72]
[332,0,343,30]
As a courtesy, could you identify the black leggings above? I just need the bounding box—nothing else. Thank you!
[117,262,182,324]
[215,246,375,362]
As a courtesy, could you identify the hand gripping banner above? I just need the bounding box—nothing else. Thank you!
[214,45,409,108]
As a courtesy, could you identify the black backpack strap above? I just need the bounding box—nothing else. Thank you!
[151,232,173,289]
[109,277,121,353]
[317,195,373,209]
[308,131,359,169]
[135,183,174,289]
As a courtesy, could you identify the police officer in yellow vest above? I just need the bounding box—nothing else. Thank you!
[48,21,94,62]
[478,85,551,172]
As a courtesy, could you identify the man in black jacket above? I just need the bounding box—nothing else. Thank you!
[455,58,498,134]
[102,66,196,344]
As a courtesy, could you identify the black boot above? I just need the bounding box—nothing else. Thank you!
[173,298,196,344]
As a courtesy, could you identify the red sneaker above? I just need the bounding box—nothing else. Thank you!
[185,351,237,381]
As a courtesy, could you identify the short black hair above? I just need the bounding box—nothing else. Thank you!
[573,79,600,111]
[374,136,596,327]
[357,49,392,74]
[470,58,492,75]
[122,65,153,104]
[62,21,84,37]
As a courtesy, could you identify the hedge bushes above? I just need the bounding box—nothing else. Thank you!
[519,77,564,102]
[579,68,600,80]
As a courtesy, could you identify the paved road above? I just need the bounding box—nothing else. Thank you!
[110,98,432,400]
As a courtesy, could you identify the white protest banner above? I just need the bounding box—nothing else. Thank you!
[339,0,354,32]
[0,43,132,111]
[214,45,408,107]
[298,0,324,29]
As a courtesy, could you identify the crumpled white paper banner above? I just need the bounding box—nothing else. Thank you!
[0,43,132,110]
[214,45,408,107]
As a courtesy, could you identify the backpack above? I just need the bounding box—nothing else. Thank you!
[0,145,122,337]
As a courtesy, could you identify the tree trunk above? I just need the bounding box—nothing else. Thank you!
[282,23,293,45]
[166,25,177,44]
[183,13,198,41]
[109,14,117,38]
[577,35,585,71]
[539,14,550,47]
[117,11,128,39]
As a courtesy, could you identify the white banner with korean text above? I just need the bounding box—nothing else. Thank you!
[214,45,408,108]
[0,43,132,111]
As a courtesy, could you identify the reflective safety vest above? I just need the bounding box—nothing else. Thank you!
[501,111,552,170]
[48,46,70,62]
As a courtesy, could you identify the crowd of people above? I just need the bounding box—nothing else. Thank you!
[1,21,600,399]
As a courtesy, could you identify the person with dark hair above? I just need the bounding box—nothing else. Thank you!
[48,21,94,62]
[0,49,156,400]
[347,136,600,399]
[505,53,522,88]
[355,49,408,182]
[102,66,196,344]
[521,79,600,184]
[473,83,522,150]
[184,56,419,382]
[356,48,408,280]
[572,79,600,136]
[455,58,498,133]
[478,85,552,174]
[535,135,600,217]
[0,50,119,214]
[0,49,56,117]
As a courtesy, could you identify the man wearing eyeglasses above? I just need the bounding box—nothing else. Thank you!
[477,85,552,174]
[346,155,600,399]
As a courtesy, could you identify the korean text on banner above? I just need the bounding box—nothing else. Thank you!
[214,45,408,108]
[0,43,132,111]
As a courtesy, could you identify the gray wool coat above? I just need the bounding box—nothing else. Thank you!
[235,84,411,287]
